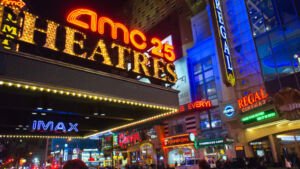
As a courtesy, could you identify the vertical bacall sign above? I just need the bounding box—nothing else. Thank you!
[209,0,235,86]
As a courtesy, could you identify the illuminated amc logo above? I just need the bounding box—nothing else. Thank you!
[0,0,26,9]
[32,120,79,133]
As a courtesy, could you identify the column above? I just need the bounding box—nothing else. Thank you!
[269,134,279,163]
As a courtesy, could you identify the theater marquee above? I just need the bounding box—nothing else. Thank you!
[0,6,178,84]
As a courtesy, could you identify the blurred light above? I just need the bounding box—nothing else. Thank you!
[85,116,90,119]
[100,113,105,116]
[47,108,53,111]
[36,107,43,110]
[32,112,37,115]
[15,128,20,130]
[41,113,46,116]
[18,125,23,127]
[93,112,98,116]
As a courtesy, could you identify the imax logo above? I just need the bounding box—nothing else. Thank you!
[32,120,79,133]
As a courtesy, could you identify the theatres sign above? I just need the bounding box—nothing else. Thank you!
[0,6,177,84]
[237,88,268,113]
[179,100,212,113]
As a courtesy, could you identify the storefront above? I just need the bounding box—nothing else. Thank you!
[239,88,300,164]
[163,133,195,166]
[0,3,179,168]
[194,138,234,160]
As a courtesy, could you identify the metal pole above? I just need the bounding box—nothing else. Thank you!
[45,138,49,167]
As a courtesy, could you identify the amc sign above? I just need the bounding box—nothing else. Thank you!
[32,120,79,133]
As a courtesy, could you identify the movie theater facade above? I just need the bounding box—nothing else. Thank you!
[0,5,179,139]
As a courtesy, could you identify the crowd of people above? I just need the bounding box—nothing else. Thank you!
[59,156,300,169]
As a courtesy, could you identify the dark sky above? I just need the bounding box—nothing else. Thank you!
[24,0,130,24]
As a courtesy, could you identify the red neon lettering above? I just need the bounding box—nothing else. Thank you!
[67,9,176,62]
[237,88,268,110]
[67,9,97,32]
[130,29,147,50]
[98,17,129,44]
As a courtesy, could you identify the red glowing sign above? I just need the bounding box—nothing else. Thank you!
[179,100,212,112]
[0,0,25,9]
[118,132,141,149]
[164,134,193,147]
[237,88,268,112]
[67,9,175,62]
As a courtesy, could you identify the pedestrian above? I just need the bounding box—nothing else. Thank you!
[285,158,292,169]
[199,159,210,169]
[63,159,88,169]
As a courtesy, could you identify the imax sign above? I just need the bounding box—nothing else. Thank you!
[32,120,79,133]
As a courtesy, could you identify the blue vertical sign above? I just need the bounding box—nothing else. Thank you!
[210,0,235,86]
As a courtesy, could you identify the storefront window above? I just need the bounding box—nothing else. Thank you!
[170,119,185,135]
[140,143,154,165]
[168,148,194,166]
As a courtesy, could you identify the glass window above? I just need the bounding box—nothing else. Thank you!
[206,81,217,97]
[276,0,298,24]
[195,84,206,100]
[210,109,222,129]
[199,113,210,130]
[246,0,278,36]
[296,0,300,16]
[203,59,213,71]
[193,57,216,100]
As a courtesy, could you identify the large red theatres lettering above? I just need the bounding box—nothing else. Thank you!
[67,9,176,62]
[237,88,268,112]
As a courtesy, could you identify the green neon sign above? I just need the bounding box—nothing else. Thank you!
[241,109,277,124]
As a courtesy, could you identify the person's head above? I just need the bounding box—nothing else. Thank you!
[63,159,88,169]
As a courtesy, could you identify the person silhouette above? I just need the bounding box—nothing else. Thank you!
[63,159,88,169]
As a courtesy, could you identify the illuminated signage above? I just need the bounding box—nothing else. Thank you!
[32,120,79,133]
[118,132,141,149]
[223,105,235,117]
[67,9,175,62]
[0,7,19,50]
[0,0,25,9]
[179,100,212,112]
[210,0,235,86]
[235,146,244,151]
[194,138,233,149]
[0,6,177,84]
[241,109,277,124]
[164,134,193,147]
[238,88,268,112]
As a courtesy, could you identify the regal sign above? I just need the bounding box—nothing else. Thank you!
[0,6,177,84]
[32,120,79,133]
[209,0,235,86]
[179,100,212,113]
[237,88,268,113]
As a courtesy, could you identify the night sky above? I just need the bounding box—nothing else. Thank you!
[24,0,130,24]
